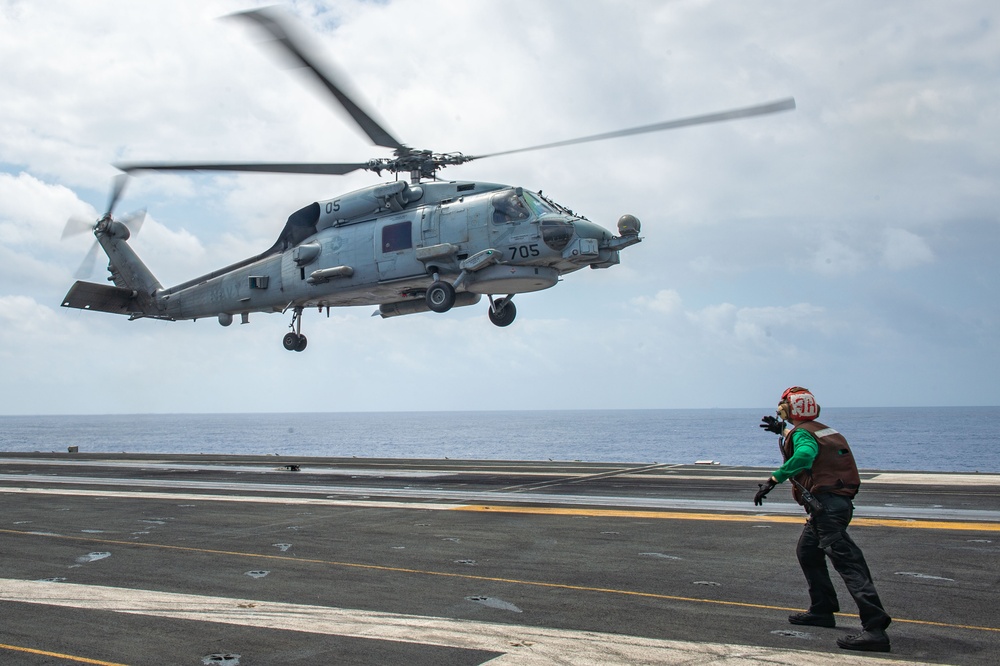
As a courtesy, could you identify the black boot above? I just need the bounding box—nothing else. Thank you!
[837,629,891,652]
[788,611,836,628]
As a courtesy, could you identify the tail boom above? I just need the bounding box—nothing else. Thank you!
[61,224,164,318]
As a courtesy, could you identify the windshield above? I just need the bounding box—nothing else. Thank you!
[491,190,530,224]
[522,190,558,217]
[492,189,567,224]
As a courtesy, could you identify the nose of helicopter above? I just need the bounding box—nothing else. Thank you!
[567,214,642,258]
[570,218,614,242]
[539,213,641,259]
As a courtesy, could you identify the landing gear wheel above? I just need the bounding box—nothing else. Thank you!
[488,298,517,327]
[284,306,307,352]
[426,281,456,313]
[283,332,301,351]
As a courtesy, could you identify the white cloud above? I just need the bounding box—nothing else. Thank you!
[632,289,682,315]
[0,172,93,247]
[129,216,208,283]
[880,228,934,270]
[0,294,86,345]
[685,302,828,355]
[807,234,867,276]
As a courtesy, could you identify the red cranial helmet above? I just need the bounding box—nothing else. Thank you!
[777,386,820,421]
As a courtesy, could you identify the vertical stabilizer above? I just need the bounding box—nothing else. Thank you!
[98,225,162,303]
[62,218,164,318]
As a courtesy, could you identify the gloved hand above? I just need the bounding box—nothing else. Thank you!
[754,478,778,506]
[760,415,784,435]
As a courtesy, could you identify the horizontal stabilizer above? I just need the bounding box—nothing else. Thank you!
[61,281,138,315]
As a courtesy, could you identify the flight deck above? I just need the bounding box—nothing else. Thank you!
[1,453,998,665]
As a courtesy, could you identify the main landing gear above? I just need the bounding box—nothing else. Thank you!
[424,272,517,328]
[283,306,307,352]
[425,280,456,313]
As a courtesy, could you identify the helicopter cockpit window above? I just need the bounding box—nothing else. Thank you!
[491,191,530,224]
[522,190,557,217]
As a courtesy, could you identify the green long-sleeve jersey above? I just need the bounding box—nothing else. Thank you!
[772,428,819,483]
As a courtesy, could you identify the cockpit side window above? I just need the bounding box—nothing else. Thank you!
[491,191,530,224]
[541,218,574,251]
[381,221,412,253]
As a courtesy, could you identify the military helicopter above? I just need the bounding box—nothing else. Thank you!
[61,8,795,352]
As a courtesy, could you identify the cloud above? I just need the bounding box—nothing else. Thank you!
[631,287,830,360]
[808,234,867,276]
[685,302,828,355]
[0,294,86,345]
[0,172,93,247]
[880,228,934,270]
[632,289,682,315]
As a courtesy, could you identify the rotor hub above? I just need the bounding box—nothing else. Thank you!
[364,147,473,179]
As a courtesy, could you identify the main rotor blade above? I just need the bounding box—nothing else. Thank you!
[116,161,368,176]
[472,98,796,161]
[232,7,404,151]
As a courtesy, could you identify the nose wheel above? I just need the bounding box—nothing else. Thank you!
[283,307,308,351]
[488,296,516,327]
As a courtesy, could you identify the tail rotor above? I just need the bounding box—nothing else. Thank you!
[61,174,145,279]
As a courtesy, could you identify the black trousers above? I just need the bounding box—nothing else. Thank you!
[796,493,892,631]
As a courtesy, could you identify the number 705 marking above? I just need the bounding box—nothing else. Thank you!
[508,244,540,260]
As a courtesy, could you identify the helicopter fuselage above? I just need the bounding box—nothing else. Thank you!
[160,179,637,322]
[63,178,641,345]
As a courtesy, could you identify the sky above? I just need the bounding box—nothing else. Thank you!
[1,0,998,415]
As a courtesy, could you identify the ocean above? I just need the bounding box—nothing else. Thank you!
[0,407,997,473]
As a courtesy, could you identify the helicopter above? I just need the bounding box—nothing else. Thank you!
[61,7,795,352]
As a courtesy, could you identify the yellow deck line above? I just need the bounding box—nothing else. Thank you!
[0,642,128,666]
[453,504,1000,531]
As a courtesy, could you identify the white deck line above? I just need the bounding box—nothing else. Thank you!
[0,579,922,666]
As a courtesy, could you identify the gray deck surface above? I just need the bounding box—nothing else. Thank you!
[1,453,998,665]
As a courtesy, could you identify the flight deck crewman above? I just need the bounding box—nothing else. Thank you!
[754,386,892,653]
